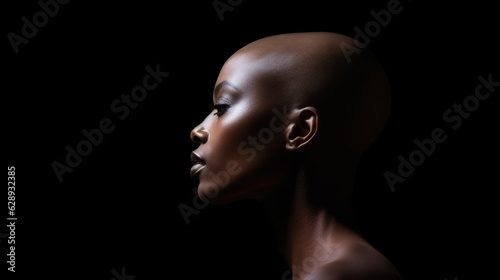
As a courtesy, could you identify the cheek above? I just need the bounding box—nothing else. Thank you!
[201,105,288,195]
[210,103,273,161]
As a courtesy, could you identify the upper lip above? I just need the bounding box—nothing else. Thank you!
[190,152,206,166]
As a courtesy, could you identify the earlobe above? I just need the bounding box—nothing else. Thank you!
[285,107,319,151]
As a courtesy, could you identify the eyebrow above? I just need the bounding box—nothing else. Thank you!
[213,80,239,100]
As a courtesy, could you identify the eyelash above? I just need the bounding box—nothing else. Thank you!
[211,104,230,117]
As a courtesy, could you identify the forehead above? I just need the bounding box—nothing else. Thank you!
[214,52,291,101]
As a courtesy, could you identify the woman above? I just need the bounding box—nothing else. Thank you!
[189,31,404,280]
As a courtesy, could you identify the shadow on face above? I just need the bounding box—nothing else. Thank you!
[190,32,391,205]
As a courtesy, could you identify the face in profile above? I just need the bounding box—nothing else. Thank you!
[189,31,390,208]
[190,51,292,205]
[188,32,401,280]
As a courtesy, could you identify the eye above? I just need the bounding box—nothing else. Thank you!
[211,104,230,117]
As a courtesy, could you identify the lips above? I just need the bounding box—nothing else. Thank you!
[190,152,206,179]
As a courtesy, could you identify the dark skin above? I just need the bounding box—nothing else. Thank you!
[190,32,403,280]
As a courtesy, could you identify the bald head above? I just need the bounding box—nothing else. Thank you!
[221,32,390,160]
[227,31,390,161]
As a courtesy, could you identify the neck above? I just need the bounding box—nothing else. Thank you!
[260,167,364,277]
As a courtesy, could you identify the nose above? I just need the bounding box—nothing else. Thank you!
[190,124,208,145]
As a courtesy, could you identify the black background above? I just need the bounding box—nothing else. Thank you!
[4,0,499,279]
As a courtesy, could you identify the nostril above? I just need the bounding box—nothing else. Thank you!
[192,135,202,145]
[190,125,208,145]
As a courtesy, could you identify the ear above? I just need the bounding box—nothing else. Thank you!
[284,106,319,151]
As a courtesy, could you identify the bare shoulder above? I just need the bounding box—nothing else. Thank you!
[304,242,404,280]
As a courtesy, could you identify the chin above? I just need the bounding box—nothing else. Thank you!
[197,181,249,205]
[197,181,227,204]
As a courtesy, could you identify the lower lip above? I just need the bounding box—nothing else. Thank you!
[190,163,205,179]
